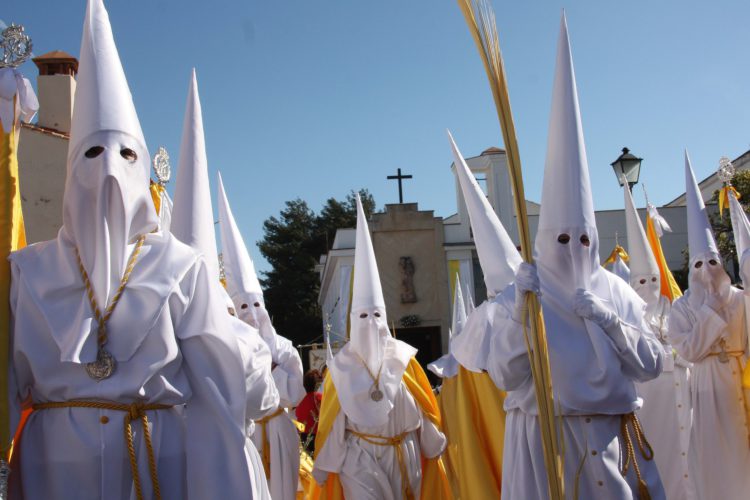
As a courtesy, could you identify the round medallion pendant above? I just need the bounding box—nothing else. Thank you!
[85,349,116,381]
[370,389,384,402]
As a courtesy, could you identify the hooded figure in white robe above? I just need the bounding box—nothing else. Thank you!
[625,184,694,499]
[8,1,276,498]
[216,171,305,500]
[430,133,516,499]
[169,71,277,499]
[486,14,664,499]
[448,130,522,375]
[311,195,447,500]
[668,153,750,500]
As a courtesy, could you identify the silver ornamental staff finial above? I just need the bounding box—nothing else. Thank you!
[152,146,171,185]
[717,156,735,185]
[0,24,32,69]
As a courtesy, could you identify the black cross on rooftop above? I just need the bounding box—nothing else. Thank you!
[387,168,413,204]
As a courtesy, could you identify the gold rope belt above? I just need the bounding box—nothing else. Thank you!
[32,400,172,500]
[705,350,745,359]
[619,412,654,500]
[256,406,285,480]
[348,429,414,500]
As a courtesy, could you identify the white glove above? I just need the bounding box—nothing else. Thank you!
[573,289,618,331]
[513,263,540,323]
[312,467,328,486]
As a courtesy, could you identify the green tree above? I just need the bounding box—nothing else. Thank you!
[258,190,376,346]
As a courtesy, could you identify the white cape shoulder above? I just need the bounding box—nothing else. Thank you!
[10,231,199,363]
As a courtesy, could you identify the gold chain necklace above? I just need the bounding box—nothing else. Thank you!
[75,235,146,381]
[356,354,384,402]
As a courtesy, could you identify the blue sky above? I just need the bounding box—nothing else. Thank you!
[6,0,750,272]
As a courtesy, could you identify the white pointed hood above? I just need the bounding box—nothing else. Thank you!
[427,276,466,378]
[349,194,387,373]
[684,151,731,307]
[536,14,595,239]
[609,255,631,284]
[216,171,265,326]
[448,130,522,297]
[69,0,145,154]
[729,194,750,263]
[463,281,476,315]
[451,277,468,337]
[62,0,158,309]
[328,194,416,427]
[170,69,220,280]
[685,150,718,262]
[624,185,660,304]
[729,194,750,290]
[522,13,651,414]
[535,12,599,294]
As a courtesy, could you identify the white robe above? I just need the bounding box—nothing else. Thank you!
[488,273,665,500]
[635,300,694,500]
[312,383,446,500]
[250,334,305,500]
[8,231,277,500]
[233,315,280,500]
[669,287,750,500]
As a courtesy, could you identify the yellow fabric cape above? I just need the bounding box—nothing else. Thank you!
[1,109,27,456]
[306,357,451,500]
[298,449,314,500]
[436,376,460,498]
[645,214,682,303]
[438,367,505,500]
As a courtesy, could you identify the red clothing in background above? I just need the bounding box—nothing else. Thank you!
[295,391,322,434]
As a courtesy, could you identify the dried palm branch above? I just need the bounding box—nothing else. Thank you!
[456,0,565,497]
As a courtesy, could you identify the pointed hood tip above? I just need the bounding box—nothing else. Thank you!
[71,0,145,154]
[351,192,386,313]
[623,185,658,279]
[537,10,595,235]
[451,275,468,339]
[171,69,219,279]
[448,133,521,296]
[684,151,718,259]
[217,170,264,300]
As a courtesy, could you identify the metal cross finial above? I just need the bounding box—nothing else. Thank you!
[717,156,735,185]
[152,146,171,185]
[387,168,413,204]
[0,24,32,68]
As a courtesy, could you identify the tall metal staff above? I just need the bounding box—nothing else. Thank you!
[0,23,35,500]
[456,1,564,497]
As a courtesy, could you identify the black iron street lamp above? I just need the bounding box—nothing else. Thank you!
[610,147,643,191]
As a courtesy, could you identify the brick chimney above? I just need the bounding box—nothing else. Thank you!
[31,50,78,133]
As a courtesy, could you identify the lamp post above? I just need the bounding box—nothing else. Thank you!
[610,147,642,191]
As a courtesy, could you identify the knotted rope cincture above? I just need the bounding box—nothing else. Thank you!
[619,412,654,500]
[348,429,414,500]
[33,400,172,500]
